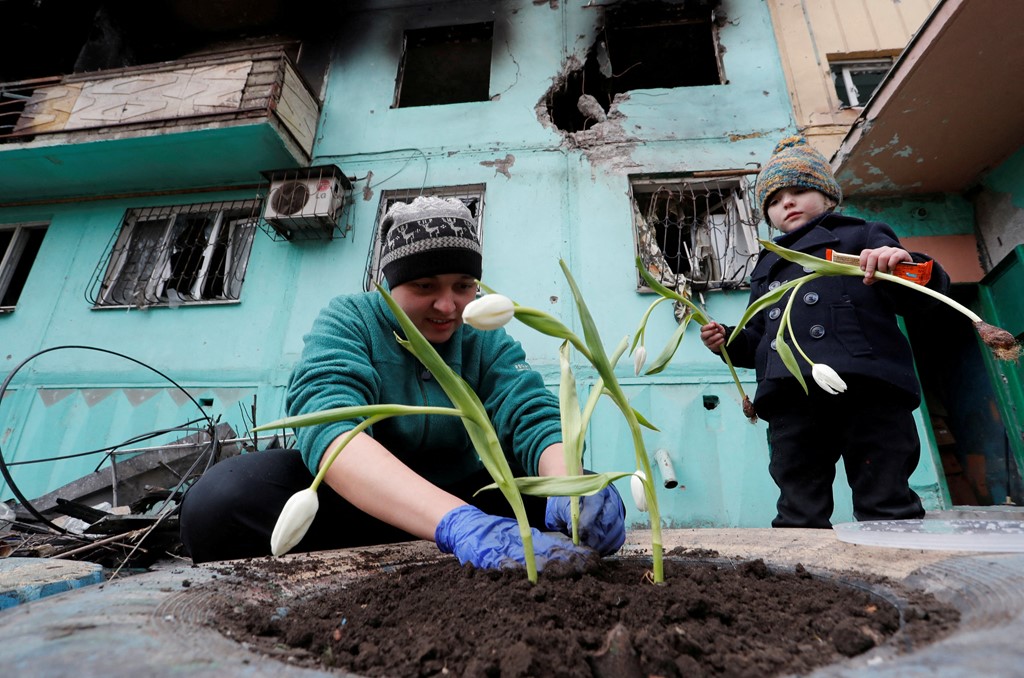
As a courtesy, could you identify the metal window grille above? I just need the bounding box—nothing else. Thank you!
[632,176,759,294]
[0,222,48,312]
[88,200,259,309]
[363,185,486,291]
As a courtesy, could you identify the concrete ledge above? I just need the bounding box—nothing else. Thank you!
[0,557,105,610]
[0,529,1023,676]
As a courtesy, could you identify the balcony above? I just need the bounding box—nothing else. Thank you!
[0,45,320,205]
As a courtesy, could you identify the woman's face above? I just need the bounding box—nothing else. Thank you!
[390,274,480,344]
[766,187,835,232]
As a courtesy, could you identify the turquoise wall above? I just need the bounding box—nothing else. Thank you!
[0,0,960,525]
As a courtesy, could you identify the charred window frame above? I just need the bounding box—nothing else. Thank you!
[365,185,485,291]
[631,176,759,292]
[89,200,258,309]
[0,222,48,312]
[393,22,493,108]
[602,2,725,93]
[829,58,895,108]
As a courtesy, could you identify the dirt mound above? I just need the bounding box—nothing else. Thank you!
[206,550,959,677]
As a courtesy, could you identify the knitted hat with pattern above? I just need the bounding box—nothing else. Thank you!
[755,135,842,225]
[379,196,482,288]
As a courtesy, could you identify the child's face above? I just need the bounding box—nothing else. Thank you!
[766,187,835,233]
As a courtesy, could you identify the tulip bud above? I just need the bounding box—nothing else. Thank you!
[630,471,648,512]
[811,363,847,395]
[633,345,648,376]
[463,294,515,330]
[270,488,319,556]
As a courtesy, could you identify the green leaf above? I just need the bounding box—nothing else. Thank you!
[476,472,636,498]
[560,260,612,375]
[558,341,584,470]
[632,407,660,431]
[253,404,462,432]
[726,275,820,345]
[513,307,581,346]
[645,315,692,375]
[774,332,808,394]
[631,297,668,351]
[759,240,862,276]
[635,257,708,324]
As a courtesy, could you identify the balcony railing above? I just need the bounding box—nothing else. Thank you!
[0,45,318,157]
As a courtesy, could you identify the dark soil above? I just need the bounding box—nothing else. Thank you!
[205,547,960,678]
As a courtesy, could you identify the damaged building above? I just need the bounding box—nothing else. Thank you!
[1,0,1022,550]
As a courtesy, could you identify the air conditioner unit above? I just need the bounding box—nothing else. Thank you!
[260,166,351,240]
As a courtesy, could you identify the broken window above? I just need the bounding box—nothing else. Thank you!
[89,200,258,309]
[632,176,759,292]
[546,1,724,132]
[0,222,48,312]
[829,58,895,108]
[394,23,493,108]
[364,185,485,291]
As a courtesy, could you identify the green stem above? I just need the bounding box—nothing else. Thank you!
[718,347,747,400]
[872,271,982,322]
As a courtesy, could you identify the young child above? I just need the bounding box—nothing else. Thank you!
[700,135,950,528]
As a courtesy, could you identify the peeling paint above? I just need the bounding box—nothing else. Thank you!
[362,171,374,202]
[895,146,914,158]
[728,131,769,142]
[480,154,516,179]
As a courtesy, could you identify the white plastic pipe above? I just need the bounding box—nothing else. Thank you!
[654,448,678,489]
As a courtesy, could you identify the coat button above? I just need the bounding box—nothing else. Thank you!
[803,292,819,305]
[768,308,781,320]
[768,281,781,290]
[809,324,826,339]
[770,339,777,351]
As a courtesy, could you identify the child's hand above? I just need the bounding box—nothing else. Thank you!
[700,322,726,354]
[859,246,913,285]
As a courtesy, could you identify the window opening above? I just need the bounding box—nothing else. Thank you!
[829,58,895,108]
[364,185,485,291]
[545,1,724,133]
[0,223,48,311]
[394,22,493,108]
[632,175,759,293]
[88,200,258,309]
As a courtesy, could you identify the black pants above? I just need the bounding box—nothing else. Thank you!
[765,382,925,528]
[178,449,547,563]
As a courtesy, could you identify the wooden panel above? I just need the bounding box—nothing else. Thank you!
[275,65,319,155]
[13,84,82,134]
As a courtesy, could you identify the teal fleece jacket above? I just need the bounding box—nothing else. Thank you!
[285,292,562,485]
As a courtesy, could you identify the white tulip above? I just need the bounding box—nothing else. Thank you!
[270,488,319,556]
[462,294,515,330]
[630,471,648,512]
[812,363,848,395]
[633,345,648,376]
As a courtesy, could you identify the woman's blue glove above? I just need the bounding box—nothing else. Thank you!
[545,483,626,556]
[435,505,595,571]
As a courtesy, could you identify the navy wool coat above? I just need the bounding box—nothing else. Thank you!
[725,212,950,418]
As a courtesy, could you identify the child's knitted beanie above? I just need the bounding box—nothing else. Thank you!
[754,135,842,224]
[379,196,482,288]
